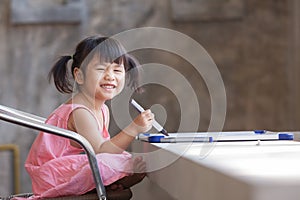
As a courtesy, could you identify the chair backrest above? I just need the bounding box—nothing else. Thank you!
[0,105,107,200]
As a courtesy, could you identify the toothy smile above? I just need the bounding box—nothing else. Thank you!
[100,84,116,89]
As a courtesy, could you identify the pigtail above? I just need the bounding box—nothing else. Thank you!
[125,54,143,93]
[48,55,73,93]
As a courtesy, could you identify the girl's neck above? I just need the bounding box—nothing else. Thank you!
[71,92,105,112]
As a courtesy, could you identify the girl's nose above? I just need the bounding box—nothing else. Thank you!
[104,69,115,81]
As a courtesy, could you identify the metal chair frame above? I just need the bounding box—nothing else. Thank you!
[0,105,107,200]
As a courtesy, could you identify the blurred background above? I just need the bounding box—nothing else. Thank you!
[1,0,300,198]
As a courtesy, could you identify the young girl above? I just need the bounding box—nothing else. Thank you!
[24,35,153,198]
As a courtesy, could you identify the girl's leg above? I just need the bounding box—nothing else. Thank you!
[109,156,146,189]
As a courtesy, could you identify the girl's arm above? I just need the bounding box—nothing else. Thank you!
[100,109,154,153]
[68,108,153,154]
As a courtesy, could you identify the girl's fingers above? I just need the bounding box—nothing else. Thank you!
[133,156,147,173]
[142,109,154,121]
[133,156,142,164]
[131,109,155,133]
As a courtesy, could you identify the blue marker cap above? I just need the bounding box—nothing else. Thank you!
[278,133,294,140]
[148,136,165,143]
[254,130,266,134]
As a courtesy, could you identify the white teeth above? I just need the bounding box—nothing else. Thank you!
[101,85,115,89]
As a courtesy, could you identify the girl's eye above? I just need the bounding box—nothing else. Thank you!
[114,69,123,73]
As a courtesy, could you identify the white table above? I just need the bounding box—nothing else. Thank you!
[131,139,300,200]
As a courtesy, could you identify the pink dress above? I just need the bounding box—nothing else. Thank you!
[23,104,133,198]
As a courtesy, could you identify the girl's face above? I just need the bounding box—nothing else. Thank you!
[75,55,126,102]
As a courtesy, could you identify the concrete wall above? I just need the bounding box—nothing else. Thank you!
[0,0,300,198]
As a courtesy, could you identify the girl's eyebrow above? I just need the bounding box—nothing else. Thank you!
[93,63,106,68]
[94,62,124,68]
[93,61,108,66]
[110,62,124,67]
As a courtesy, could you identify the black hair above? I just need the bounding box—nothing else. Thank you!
[48,35,140,93]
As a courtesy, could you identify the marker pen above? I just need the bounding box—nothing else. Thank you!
[130,99,169,136]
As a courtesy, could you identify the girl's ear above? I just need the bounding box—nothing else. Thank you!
[74,67,84,84]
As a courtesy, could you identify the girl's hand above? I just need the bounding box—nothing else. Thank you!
[132,156,147,173]
[124,109,154,137]
[133,109,154,133]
